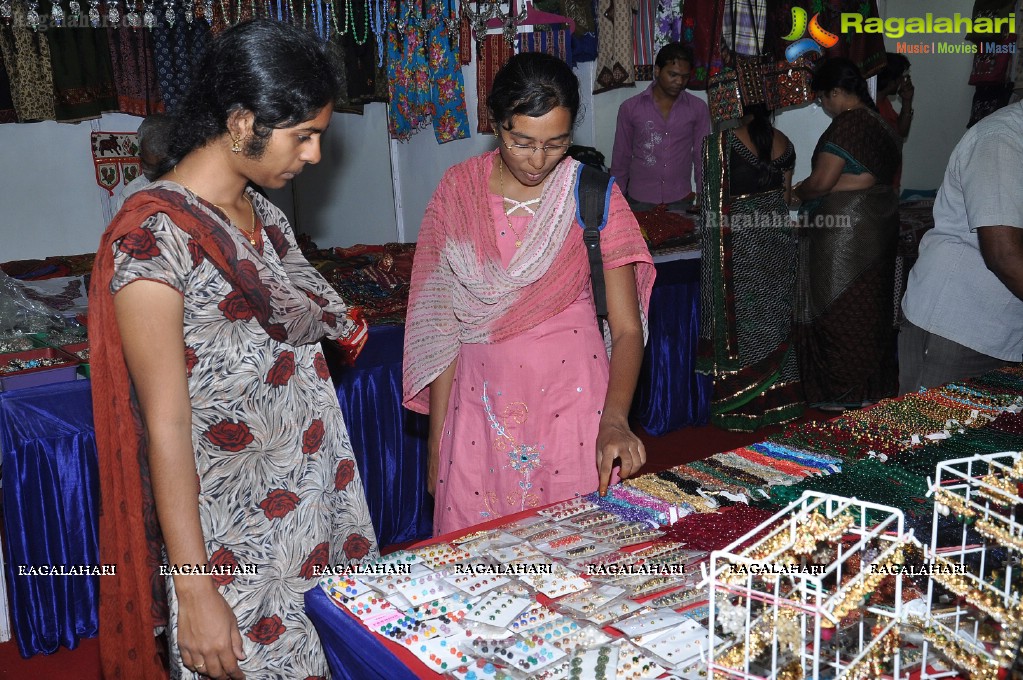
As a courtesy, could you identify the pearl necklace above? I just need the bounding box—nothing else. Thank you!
[173,166,258,246]
[498,157,528,248]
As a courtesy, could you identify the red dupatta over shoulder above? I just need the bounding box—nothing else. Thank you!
[88,186,367,679]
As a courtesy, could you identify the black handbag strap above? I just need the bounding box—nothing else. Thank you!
[574,163,613,325]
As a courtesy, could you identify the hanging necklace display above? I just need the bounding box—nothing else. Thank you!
[107,0,122,27]
[442,0,458,50]
[88,0,102,26]
[125,0,141,27]
[0,0,11,26]
[143,0,157,27]
[182,0,193,22]
[202,0,213,24]
[163,0,176,27]
[218,0,231,24]
[370,0,385,66]
[460,0,498,48]
[50,0,65,26]
[25,0,42,29]
[68,0,80,23]
[420,0,441,36]
[311,0,326,39]
[496,0,526,46]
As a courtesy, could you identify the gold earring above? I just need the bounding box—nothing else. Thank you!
[231,136,241,153]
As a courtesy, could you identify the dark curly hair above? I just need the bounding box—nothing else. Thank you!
[811,57,877,111]
[158,19,340,176]
[487,52,581,131]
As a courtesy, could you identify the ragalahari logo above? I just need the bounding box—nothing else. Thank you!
[782,7,839,62]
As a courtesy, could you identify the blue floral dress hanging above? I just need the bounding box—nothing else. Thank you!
[386,0,470,143]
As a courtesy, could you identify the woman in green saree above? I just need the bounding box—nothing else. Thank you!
[698,103,804,431]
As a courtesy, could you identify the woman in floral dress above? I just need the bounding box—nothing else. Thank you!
[89,20,377,680]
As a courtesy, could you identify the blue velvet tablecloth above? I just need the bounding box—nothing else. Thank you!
[305,586,421,680]
[0,325,432,658]
[633,256,711,435]
[0,380,99,658]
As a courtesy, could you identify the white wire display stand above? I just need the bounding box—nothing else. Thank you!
[921,451,1023,680]
[705,491,912,679]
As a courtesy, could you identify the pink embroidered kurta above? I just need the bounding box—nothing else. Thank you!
[403,152,655,535]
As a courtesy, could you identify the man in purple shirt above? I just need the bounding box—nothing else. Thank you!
[610,43,711,212]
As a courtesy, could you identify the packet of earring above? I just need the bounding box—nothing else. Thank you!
[607,527,666,550]
[554,540,616,564]
[488,542,546,564]
[649,588,705,611]
[615,640,670,680]
[520,563,590,598]
[552,584,627,616]
[319,573,374,606]
[393,571,462,606]
[445,658,526,680]
[546,622,614,654]
[468,634,568,673]
[461,531,523,556]
[504,516,556,539]
[566,548,632,570]
[463,591,534,628]
[504,601,561,633]
[612,607,691,639]
[369,562,436,591]
[523,525,576,547]
[635,622,720,670]
[584,521,653,540]
[443,569,512,597]
[581,598,649,626]
[414,542,475,569]
[405,635,477,675]
[559,509,620,531]
[533,533,594,556]
[404,592,480,624]
[538,496,600,521]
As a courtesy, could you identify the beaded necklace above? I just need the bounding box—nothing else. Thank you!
[172,167,259,246]
[370,0,386,65]
[498,157,529,248]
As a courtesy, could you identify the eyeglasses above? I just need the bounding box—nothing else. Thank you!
[502,139,572,158]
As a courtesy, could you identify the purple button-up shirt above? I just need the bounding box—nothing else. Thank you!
[610,84,711,204]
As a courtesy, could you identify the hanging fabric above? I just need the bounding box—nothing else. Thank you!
[722,0,765,57]
[151,4,211,112]
[0,6,56,122]
[476,32,514,132]
[91,131,139,195]
[386,0,470,143]
[632,0,655,81]
[517,24,573,66]
[107,23,165,116]
[45,13,119,122]
[653,0,682,56]
[680,0,725,89]
[592,0,634,93]
[0,50,16,123]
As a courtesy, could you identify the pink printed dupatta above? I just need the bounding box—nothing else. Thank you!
[402,150,655,414]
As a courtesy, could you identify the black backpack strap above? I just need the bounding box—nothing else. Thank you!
[574,163,614,323]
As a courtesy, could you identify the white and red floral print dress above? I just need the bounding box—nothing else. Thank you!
[110,185,378,679]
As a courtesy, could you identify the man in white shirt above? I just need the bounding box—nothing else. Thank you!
[899,101,1023,393]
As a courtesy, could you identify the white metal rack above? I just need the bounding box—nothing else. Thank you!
[706,491,911,679]
[921,451,1023,680]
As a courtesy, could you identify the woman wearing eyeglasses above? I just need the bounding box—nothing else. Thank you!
[403,52,655,535]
